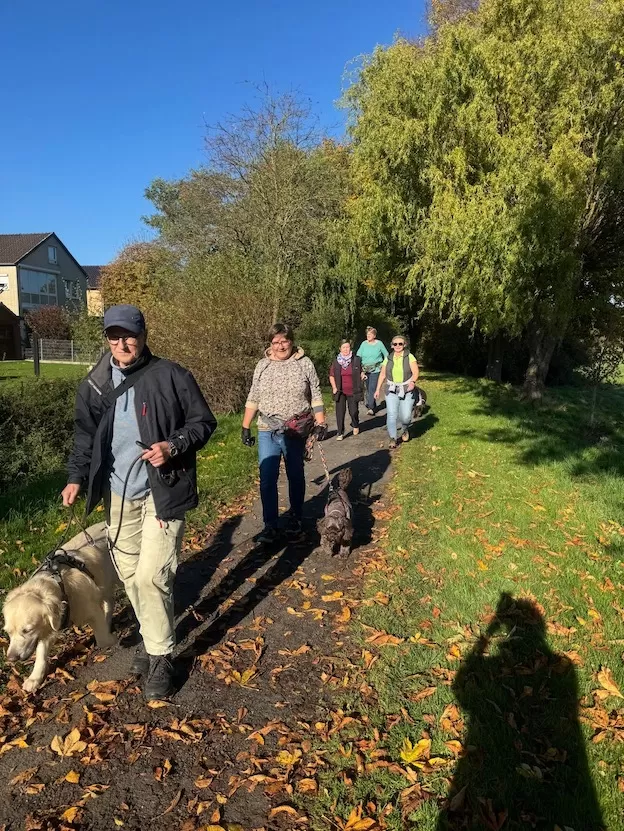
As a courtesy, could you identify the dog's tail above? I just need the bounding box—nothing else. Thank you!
[338,467,352,489]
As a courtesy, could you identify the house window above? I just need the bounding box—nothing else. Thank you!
[48,245,58,264]
[19,269,58,309]
[64,280,81,301]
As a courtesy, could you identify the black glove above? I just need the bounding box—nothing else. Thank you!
[314,423,328,441]
[241,427,256,447]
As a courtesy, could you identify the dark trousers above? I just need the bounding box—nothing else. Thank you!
[335,393,360,435]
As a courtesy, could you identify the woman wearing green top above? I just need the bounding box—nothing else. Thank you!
[374,335,419,449]
[356,327,388,415]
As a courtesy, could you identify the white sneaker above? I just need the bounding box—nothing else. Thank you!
[353,428,360,436]
[336,434,344,441]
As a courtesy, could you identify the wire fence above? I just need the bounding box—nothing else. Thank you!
[23,338,105,365]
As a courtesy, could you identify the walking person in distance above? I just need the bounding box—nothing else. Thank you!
[329,339,365,441]
[241,323,326,546]
[374,335,419,450]
[356,326,388,415]
[61,304,217,700]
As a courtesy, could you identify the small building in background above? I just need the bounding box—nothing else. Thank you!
[83,265,104,316]
[0,233,88,320]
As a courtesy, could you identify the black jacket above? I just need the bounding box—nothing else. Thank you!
[330,355,364,403]
[67,348,217,520]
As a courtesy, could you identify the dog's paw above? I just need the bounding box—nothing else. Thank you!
[22,677,42,694]
[97,634,118,650]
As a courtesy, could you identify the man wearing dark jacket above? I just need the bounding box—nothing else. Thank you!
[62,304,217,699]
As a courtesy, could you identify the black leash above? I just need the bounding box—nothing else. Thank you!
[107,451,146,554]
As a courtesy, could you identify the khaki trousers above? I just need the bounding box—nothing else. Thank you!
[105,491,184,656]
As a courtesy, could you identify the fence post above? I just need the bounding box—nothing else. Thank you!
[39,339,43,361]
[71,340,74,362]
[34,338,41,377]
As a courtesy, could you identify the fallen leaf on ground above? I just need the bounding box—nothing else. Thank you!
[50,728,86,757]
[364,628,404,647]
[597,667,623,699]
[409,687,437,703]
[400,737,431,765]
[61,806,81,823]
[296,778,318,794]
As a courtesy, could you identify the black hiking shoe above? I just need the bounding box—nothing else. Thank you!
[130,640,149,676]
[144,654,175,700]
[255,525,280,546]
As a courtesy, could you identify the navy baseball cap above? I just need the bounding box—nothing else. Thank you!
[103,304,146,335]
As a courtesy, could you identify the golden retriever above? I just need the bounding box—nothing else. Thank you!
[3,523,119,692]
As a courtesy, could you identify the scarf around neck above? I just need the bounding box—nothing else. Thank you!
[337,351,353,369]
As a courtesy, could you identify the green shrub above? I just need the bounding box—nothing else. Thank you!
[0,378,79,496]
[298,299,404,375]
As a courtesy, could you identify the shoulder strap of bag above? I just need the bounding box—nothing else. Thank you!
[99,356,161,410]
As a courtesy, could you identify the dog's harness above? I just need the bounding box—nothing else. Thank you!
[31,551,96,631]
[325,488,352,520]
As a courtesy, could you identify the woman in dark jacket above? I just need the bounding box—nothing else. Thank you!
[329,340,365,440]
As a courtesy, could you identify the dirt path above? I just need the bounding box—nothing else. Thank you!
[0,412,396,831]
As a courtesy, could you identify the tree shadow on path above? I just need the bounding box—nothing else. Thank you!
[447,374,624,480]
[174,446,392,686]
[438,593,605,831]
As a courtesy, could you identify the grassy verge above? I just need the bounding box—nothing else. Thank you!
[0,414,257,592]
[314,373,624,831]
[0,360,88,387]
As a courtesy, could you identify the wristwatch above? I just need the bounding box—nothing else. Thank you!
[168,440,179,458]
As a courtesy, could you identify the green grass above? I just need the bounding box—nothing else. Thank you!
[0,413,258,593]
[313,373,624,831]
[0,360,88,387]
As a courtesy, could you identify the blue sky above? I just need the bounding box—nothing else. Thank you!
[0,1,426,265]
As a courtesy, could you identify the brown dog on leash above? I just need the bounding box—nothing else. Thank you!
[317,468,353,557]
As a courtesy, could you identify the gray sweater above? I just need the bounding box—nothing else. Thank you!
[108,359,150,500]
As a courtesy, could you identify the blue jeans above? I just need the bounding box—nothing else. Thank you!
[385,391,415,440]
[365,371,380,410]
[258,430,306,528]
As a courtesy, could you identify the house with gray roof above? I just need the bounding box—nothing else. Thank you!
[0,233,88,321]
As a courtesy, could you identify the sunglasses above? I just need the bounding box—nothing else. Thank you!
[391,341,405,347]
[107,335,139,345]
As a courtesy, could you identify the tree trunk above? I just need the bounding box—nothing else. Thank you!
[485,333,504,383]
[589,383,598,429]
[522,322,558,401]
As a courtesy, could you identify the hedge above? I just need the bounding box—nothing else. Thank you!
[0,378,79,495]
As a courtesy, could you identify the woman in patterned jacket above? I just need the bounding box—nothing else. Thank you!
[241,323,326,545]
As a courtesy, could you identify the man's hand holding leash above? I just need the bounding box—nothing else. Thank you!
[140,441,171,467]
[61,483,81,507]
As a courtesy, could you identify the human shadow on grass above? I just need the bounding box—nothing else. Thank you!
[437,592,604,831]
[174,446,391,684]
[449,376,624,480]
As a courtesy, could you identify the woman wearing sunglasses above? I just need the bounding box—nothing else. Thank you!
[374,336,419,450]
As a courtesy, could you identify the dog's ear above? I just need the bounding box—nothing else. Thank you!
[338,468,353,489]
[43,598,63,632]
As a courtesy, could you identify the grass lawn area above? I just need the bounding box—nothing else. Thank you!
[0,413,258,593]
[0,360,88,387]
[314,373,624,831]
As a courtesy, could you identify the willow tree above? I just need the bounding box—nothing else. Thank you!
[347,0,624,396]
